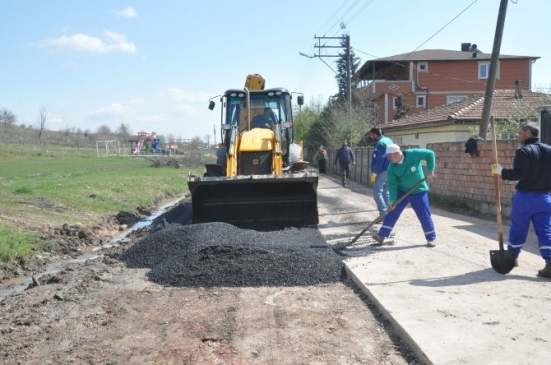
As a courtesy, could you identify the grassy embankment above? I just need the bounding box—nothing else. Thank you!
[0,145,207,262]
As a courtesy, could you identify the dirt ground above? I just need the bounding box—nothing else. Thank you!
[0,193,420,365]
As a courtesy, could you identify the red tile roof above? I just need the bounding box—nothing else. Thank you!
[371,49,538,62]
[382,89,550,131]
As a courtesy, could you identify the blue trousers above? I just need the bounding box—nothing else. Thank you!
[508,191,551,263]
[373,171,389,214]
[378,191,436,241]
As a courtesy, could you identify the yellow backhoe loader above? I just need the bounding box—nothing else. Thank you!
[187,75,318,226]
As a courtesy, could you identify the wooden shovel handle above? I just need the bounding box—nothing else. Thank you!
[348,177,427,246]
[491,116,504,248]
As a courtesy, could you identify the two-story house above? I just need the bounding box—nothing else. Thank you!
[357,43,539,125]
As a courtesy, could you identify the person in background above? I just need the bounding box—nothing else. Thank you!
[333,140,355,187]
[491,122,551,278]
[314,145,328,174]
[170,140,181,155]
[252,107,274,129]
[368,127,393,215]
[372,143,437,247]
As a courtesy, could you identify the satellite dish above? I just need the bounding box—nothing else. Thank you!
[471,44,477,50]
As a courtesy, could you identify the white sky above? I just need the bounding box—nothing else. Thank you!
[1,0,549,142]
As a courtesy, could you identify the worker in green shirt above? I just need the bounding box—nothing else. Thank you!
[372,144,437,247]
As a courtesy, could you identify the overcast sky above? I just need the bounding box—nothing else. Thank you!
[2,0,549,142]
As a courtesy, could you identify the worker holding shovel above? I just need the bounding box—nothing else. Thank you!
[491,122,551,278]
[372,144,437,247]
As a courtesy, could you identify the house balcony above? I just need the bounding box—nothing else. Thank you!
[360,79,414,99]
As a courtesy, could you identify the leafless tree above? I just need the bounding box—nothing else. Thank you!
[96,124,112,135]
[165,133,175,144]
[1,108,16,126]
[36,104,49,138]
[116,122,131,142]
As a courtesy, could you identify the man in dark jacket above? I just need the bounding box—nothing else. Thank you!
[492,122,551,278]
[333,140,355,187]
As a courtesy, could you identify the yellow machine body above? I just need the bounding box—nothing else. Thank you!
[188,77,317,226]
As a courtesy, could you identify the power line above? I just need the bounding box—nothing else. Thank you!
[315,0,353,36]
[353,0,481,83]
[298,0,376,95]
[325,0,362,36]
[403,0,479,59]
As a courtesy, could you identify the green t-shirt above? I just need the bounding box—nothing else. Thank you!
[387,148,435,202]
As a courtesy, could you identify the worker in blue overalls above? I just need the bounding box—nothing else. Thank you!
[372,143,437,248]
[492,122,551,278]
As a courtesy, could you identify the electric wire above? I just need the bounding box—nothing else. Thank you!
[298,0,374,96]
[353,0,485,87]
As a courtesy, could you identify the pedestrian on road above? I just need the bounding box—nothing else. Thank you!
[372,144,437,247]
[314,145,328,173]
[491,122,551,278]
[368,127,393,214]
[333,140,355,187]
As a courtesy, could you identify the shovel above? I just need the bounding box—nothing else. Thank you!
[337,177,427,250]
[489,116,516,274]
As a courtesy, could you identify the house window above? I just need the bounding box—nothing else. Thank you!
[416,95,426,108]
[393,96,399,110]
[479,61,500,79]
[447,96,468,104]
[418,62,428,72]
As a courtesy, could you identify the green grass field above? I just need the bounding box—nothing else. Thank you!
[0,145,210,262]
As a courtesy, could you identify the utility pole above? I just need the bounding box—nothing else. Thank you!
[479,0,509,140]
[311,35,352,115]
[213,124,217,146]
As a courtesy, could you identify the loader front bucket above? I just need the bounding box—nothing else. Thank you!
[187,173,318,226]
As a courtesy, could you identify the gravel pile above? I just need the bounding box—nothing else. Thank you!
[120,222,345,287]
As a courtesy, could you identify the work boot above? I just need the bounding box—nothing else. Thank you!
[514,258,519,267]
[372,233,385,245]
[426,240,436,248]
[537,263,551,278]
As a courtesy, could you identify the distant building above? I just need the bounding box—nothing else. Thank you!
[356,43,540,125]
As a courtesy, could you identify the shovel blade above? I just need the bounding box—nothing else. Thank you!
[489,249,517,274]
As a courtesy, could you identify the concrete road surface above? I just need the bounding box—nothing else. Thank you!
[316,173,550,365]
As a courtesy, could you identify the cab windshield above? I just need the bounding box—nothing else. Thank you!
[225,92,290,133]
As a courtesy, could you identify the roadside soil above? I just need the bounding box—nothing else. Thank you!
[0,191,420,364]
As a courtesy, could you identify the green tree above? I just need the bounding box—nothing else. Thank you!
[294,103,321,143]
[393,93,410,120]
[334,35,362,105]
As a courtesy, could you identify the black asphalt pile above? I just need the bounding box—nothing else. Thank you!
[120,222,345,287]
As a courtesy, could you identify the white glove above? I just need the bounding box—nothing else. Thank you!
[491,164,503,175]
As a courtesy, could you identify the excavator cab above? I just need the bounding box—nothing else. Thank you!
[187,81,318,227]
